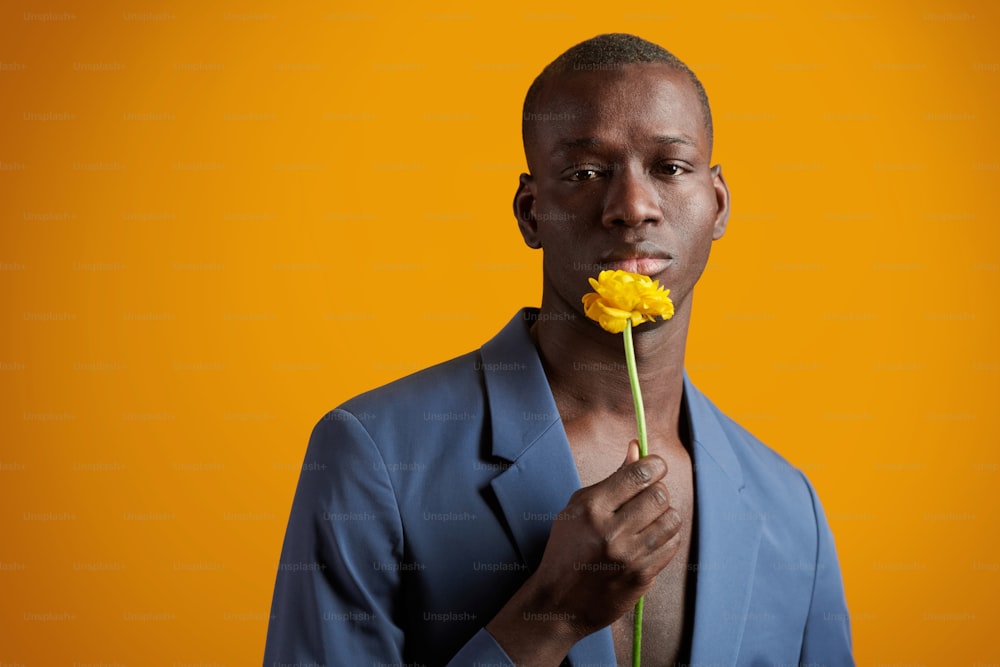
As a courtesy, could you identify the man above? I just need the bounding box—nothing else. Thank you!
[264,33,854,666]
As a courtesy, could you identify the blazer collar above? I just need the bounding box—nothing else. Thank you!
[479,309,762,666]
[683,377,764,665]
[684,375,745,491]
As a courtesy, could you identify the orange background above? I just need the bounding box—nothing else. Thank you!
[2,1,998,664]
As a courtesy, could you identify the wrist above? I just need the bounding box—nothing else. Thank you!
[485,577,582,666]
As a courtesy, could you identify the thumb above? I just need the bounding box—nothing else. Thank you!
[621,439,642,468]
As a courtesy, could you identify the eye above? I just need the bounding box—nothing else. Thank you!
[659,163,685,176]
[564,164,606,181]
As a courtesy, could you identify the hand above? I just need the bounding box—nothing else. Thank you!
[533,439,682,633]
[486,440,683,664]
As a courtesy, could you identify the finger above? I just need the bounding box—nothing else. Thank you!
[578,453,666,516]
[635,505,683,553]
[612,480,672,535]
[605,482,676,559]
[612,505,683,576]
[598,454,668,511]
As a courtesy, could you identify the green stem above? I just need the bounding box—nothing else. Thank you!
[632,595,644,667]
[623,320,647,667]
[623,320,648,457]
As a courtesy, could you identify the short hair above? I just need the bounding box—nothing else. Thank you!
[522,33,713,157]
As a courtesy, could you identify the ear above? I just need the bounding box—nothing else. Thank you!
[710,164,731,241]
[513,172,541,249]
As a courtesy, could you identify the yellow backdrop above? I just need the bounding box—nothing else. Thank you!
[2,1,998,664]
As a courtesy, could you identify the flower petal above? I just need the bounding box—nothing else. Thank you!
[581,269,675,334]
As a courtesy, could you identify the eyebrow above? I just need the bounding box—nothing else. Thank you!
[654,134,696,147]
[553,134,696,155]
[554,137,601,154]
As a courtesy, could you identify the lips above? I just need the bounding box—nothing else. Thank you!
[600,245,673,276]
[603,257,672,275]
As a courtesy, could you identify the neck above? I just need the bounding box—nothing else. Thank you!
[531,299,691,433]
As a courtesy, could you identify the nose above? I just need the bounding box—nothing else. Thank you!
[601,166,663,228]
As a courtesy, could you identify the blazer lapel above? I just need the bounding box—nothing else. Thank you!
[684,376,763,666]
[481,310,581,569]
[480,311,617,666]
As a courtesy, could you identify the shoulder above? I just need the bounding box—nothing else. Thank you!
[304,349,489,459]
[687,379,822,521]
[314,309,540,439]
[720,406,810,491]
[689,379,838,578]
[336,349,484,419]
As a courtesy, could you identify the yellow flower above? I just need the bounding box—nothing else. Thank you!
[581,269,674,334]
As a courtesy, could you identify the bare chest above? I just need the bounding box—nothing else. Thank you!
[570,427,696,666]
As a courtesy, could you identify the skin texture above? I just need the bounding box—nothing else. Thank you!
[484,63,730,666]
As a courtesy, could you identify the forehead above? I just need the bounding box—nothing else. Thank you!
[527,63,708,159]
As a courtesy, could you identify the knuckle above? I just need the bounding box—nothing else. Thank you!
[625,463,651,486]
[646,509,682,547]
[644,529,664,552]
[648,482,670,507]
[662,507,683,535]
[627,568,655,589]
[576,495,602,523]
[604,541,631,568]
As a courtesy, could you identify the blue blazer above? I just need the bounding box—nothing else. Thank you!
[264,309,854,666]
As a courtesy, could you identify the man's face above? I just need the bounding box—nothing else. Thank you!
[516,63,729,325]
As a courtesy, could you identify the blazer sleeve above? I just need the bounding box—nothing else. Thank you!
[262,408,519,666]
[798,471,856,665]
